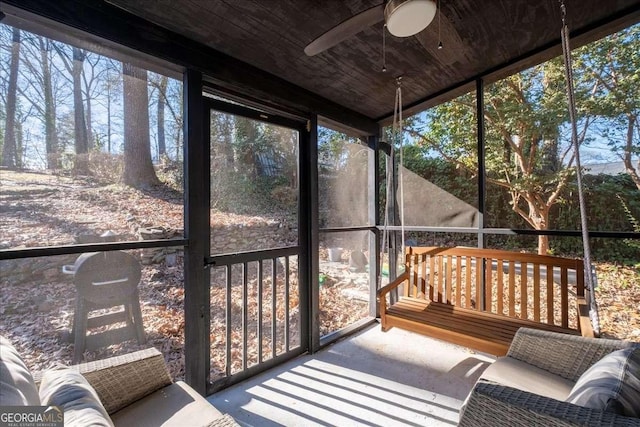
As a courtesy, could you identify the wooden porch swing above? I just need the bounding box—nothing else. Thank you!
[377,3,597,355]
[378,246,594,356]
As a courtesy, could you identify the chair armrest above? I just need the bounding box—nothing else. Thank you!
[507,328,637,382]
[377,271,409,302]
[459,381,640,427]
[72,348,172,414]
[377,271,409,321]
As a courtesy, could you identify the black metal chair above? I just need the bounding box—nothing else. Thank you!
[66,251,145,363]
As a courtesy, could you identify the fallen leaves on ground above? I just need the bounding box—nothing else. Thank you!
[595,263,640,340]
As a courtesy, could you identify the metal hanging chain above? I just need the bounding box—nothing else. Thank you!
[382,24,387,72]
[393,77,406,259]
[379,125,394,289]
[379,76,406,289]
[438,0,443,49]
[558,0,599,335]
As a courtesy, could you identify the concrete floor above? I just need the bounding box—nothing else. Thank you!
[209,325,495,426]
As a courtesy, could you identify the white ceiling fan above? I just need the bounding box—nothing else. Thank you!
[304,0,438,56]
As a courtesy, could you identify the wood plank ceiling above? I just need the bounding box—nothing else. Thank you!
[106,0,639,122]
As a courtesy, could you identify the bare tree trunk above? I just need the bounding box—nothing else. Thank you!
[175,99,183,160]
[157,75,168,157]
[537,235,549,256]
[72,47,88,173]
[122,63,158,188]
[528,200,550,255]
[106,77,112,154]
[39,37,59,170]
[2,28,20,168]
[103,62,122,154]
[623,114,640,190]
[16,121,24,168]
[510,193,552,255]
[86,94,93,150]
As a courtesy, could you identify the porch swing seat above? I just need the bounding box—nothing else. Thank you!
[378,246,594,356]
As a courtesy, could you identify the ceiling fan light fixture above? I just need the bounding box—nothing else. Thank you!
[384,0,437,37]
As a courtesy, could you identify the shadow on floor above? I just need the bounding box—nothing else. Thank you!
[210,325,495,427]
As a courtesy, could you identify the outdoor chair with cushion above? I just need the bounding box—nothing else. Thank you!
[459,328,640,426]
[0,335,238,427]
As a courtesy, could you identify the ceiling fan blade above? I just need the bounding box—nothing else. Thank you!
[304,4,385,56]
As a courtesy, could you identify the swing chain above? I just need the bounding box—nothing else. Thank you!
[558,0,566,25]
[382,24,387,72]
[393,76,406,260]
[558,0,600,336]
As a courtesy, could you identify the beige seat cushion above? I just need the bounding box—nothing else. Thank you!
[0,336,40,406]
[39,368,114,427]
[480,356,575,401]
[110,381,223,427]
